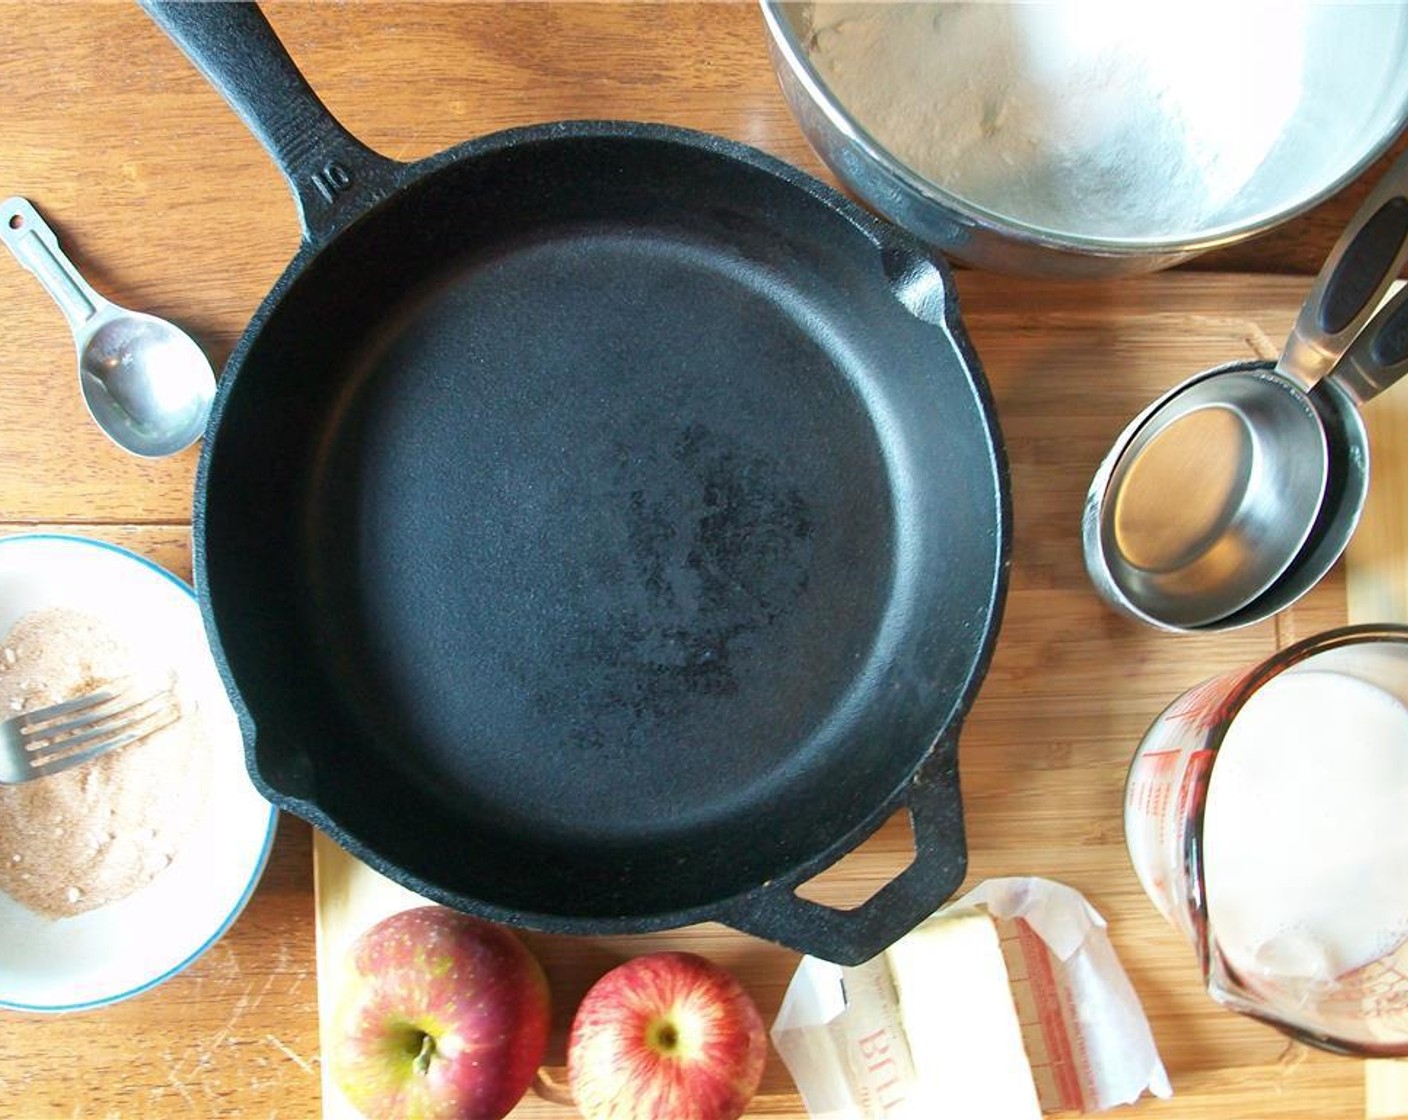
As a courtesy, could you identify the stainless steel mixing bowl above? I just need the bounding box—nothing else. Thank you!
[762,2,1408,277]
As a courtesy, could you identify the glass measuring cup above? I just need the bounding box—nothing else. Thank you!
[1124,625,1408,1055]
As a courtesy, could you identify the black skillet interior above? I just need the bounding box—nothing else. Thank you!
[198,124,1007,930]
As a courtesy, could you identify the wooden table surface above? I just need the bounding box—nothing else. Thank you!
[3,4,1407,1118]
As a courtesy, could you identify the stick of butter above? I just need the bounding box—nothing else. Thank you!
[884,906,1043,1119]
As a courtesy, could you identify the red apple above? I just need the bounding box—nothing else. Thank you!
[328,905,550,1120]
[567,950,767,1120]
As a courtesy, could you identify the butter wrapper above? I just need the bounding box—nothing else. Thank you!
[770,877,1172,1117]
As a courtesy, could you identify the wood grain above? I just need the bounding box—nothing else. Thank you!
[0,272,1370,1120]
[1,3,1405,1118]
[1345,338,1408,1120]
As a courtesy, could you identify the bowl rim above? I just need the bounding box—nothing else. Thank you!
[760,0,1408,256]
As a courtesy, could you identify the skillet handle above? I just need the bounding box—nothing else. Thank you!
[138,0,401,245]
[717,740,967,966]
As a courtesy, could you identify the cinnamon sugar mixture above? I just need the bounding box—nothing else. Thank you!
[0,607,214,919]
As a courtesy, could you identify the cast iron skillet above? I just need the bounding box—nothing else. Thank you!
[141,1,1010,965]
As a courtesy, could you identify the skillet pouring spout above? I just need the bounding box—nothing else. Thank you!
[140,0,1010,965]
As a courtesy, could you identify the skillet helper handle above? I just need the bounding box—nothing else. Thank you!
[1281,146,1408,386]
[718,741,967,966]
[137,0,399,244]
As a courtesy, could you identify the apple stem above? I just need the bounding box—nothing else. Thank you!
[412,1033,436,1077]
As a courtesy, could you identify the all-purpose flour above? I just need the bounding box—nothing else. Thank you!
[803,2,1310,239]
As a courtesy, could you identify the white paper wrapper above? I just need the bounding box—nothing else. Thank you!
[771,877,1172,1117]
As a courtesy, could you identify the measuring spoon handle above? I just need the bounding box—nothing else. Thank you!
[1280,149,1408,388]
[0,197,109,339]
[1325,281,1408,406]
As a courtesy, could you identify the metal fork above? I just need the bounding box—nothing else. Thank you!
[0,681,181,784]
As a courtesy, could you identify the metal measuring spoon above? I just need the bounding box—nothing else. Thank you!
[1084,150,1408,631]
[1,197,214,458]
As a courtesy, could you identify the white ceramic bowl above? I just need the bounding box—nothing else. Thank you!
[0,533,276,1012]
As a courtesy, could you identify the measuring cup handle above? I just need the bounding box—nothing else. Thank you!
[0,197,108,337]
[1325,280,1408,406]
[1281,148,1408,387]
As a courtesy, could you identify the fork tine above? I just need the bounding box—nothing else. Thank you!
[27,705,180,779]
[25,695,179,767]
[23,689,170,745]
[16,686,125,727]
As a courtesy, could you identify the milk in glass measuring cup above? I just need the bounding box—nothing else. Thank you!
[1125,625,1408,1054]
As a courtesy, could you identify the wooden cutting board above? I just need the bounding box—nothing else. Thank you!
[1344,296,1408,1119]
[311,271,1407,1119]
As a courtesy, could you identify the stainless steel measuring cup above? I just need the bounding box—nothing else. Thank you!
[1084,150,1408,631]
